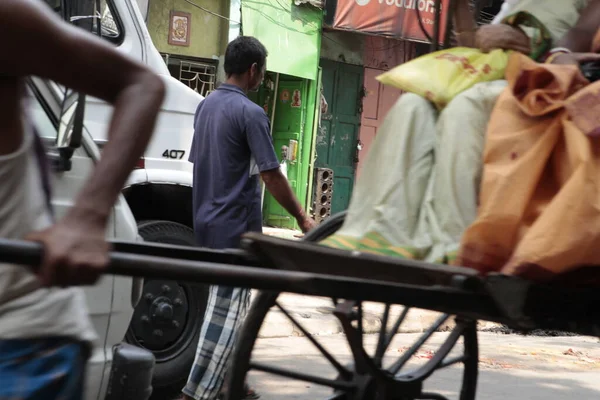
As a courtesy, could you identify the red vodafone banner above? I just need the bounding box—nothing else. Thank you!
[332,0,449,43]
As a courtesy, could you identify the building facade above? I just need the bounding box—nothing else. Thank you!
[140,0,504,227]
[144,0,231,96]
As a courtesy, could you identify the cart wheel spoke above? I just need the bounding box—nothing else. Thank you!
[390,314,450,375]
[458,319,479,400]
[374,304,391,366]
[275,301,351,378]
[438,355,468,369]
[384,306,410,351]
[325,393,348,400]
[396,320,463,381]
[249,362,355,391]
[357,301,363,347]
[418,392,451,400]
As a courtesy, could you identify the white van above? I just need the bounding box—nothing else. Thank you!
[35,1,210,398]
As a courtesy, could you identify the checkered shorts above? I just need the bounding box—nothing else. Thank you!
[0,338,86,400]
[183,286,252,400]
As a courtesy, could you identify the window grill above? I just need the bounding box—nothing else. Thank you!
[178,60,217,97]
[161,54,218,98]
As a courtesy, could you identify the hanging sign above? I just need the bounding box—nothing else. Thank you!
[331,0,449,43]
[242,0,322,80]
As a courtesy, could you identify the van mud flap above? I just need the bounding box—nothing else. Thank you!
[105,343,155,400]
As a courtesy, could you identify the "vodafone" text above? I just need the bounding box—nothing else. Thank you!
[377,0,441,13]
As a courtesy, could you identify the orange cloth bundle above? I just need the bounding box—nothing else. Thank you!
[456,52,600,282]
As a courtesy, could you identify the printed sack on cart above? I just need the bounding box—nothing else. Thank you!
[376,11,552,110]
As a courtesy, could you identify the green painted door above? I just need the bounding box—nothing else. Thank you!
[316,60,364,214]
[262,76,310,229]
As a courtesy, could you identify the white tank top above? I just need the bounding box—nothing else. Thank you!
[509,0,589,43]
[0,126,96,343]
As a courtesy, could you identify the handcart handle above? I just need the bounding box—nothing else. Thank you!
[0,238,43,268]
[0,238,501,322]
[0,238,258,269]
[0,238,306,291]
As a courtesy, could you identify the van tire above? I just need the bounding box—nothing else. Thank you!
[126,220,209,400]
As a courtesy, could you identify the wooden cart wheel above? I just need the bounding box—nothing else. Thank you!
[225,213,479,400]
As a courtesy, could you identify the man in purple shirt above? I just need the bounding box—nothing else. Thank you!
[184,36,315,400]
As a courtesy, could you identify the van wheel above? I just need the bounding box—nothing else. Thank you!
[126,220,209,400]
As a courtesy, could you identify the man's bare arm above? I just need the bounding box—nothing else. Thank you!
[0,0,165,285]
[0,0,165,226]
[556,0,600,52]
[453,0,477,47]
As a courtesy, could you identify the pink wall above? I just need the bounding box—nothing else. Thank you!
[356,37,415,179]
[363,36,415,70]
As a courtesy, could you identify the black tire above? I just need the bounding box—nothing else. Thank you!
[125,220,209,400]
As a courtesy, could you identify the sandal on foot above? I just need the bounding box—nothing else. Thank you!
[217,384,260,400]
[243,384,260,400]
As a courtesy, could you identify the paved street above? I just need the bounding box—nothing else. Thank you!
[245,332,600,400]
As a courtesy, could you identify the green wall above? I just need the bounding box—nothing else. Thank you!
[147,0,229,59]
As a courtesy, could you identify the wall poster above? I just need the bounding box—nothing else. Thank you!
[168,11,191,47]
